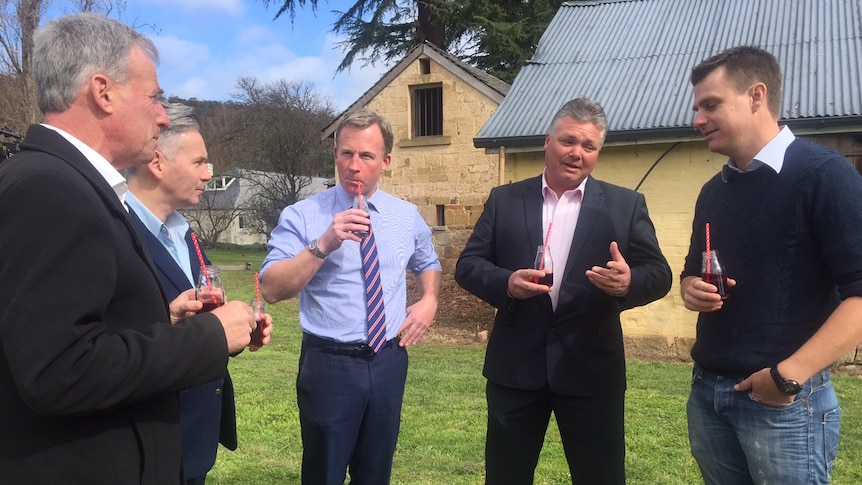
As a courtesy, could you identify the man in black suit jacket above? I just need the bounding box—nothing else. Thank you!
[456,97,672,484]
[126,101,271,484]
[0,14,256,484]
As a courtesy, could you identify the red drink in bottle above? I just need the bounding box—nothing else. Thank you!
[199,301,220,313]
[701,250,729,299]
[533,245,554,286]
[702,272,728,299]
[251,315,265,347]
[196,287,225,313]
[250,299,266,347]
[537,273,554,286]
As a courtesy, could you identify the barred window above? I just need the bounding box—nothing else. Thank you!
[411,85,443,137]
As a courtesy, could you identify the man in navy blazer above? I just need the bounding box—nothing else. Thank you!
[0,14,257,484]
[456,97,672,484]
[126,101,269,484]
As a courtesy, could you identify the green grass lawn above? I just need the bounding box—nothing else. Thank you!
[209,263,862,484]
[206,245,269,268]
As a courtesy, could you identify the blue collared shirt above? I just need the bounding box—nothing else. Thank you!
[261,184,441,343]
[126,192,195,286]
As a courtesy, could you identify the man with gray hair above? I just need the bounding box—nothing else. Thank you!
[126,100,271,485]
[260,108,441,484]
[457,97,671,484]
[0,13,257,484]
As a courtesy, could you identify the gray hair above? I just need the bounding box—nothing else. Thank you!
[125,100,198,178]
[549,97,609,146]
[158,100,200,144]
[33,13,159,113]
[334,108,394,155]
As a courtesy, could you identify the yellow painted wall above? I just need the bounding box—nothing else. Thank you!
[497,134,862,361]
[503,142,723,347]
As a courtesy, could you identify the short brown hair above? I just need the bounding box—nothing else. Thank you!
[334,108,394,156]
[690,45,783,118]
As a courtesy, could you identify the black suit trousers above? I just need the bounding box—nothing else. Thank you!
[485,381,625,485]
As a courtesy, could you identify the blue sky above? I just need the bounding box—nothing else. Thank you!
[46,0,388,111]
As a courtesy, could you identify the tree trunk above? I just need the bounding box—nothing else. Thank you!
[17,0,42,124]
[416,0,445,48]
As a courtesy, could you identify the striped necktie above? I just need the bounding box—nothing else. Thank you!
[360,227,387,352]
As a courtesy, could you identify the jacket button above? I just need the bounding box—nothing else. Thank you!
[215,388,222,395]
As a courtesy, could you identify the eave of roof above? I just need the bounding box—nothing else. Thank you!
[474,116,862,150]
[321,41,510,140]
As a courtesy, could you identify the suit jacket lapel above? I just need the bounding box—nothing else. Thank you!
[128,208,196,294]
[561,177,603,283]
[22,125,129,219]
[23,125,167,303]
[522,175,545,251]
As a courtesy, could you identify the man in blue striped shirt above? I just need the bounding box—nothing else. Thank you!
[260,108,441,485]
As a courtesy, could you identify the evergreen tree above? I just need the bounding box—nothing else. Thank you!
[259,0,566,84]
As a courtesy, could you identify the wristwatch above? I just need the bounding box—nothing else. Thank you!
[308,239,328,259]
[770,366,802,395]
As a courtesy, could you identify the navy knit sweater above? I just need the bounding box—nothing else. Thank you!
[682,139,862,376]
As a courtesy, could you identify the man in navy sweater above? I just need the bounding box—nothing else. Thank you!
[681,45,862,484]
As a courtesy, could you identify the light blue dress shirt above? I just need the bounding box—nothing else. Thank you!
[126,192,195,286]
[261,184,441,343]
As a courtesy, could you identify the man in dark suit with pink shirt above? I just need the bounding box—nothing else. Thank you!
[457,97,672,485]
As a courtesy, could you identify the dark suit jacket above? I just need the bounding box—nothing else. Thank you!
[0,125,229,484]
[128,210,238,479]
[455,175,672,397]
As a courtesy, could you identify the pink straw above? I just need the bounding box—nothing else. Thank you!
[705,223,711,273]
[539,222,553,271]
[190,232,217,305]
[254,272,261,308]
[356,181,364,210]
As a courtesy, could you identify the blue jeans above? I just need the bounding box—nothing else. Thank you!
[687,365,840,485]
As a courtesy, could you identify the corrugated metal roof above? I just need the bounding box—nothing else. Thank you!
[476,0,862,146]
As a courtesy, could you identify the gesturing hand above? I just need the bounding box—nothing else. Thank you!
[586,241,631,297]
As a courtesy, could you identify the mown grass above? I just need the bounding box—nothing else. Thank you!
[209,256,862,484]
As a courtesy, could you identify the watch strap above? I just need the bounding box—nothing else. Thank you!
[308,239,328,259]
[770,366,802,395]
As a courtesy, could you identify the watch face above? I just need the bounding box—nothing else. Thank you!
[783,381,802,395]
[771,367,802,395]
[309,239,326,258]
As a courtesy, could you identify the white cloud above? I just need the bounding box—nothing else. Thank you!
[170,77,220,100]
[153,36,210,74]
[144,0,244,15]
[129,3,390,110]
[237,25,281,45]
[322,64,385,109]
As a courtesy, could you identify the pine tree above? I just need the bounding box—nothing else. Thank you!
[259,0,566,83]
